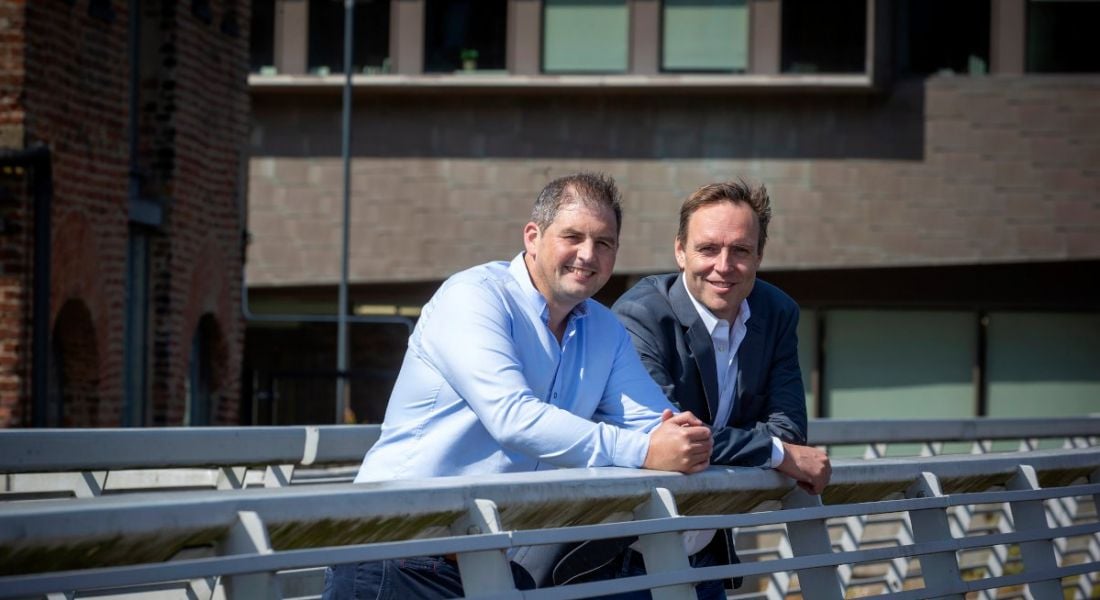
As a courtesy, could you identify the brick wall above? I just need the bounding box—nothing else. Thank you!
[0,169,29,427]
[0,0,249,427]
[247,75,1100,287]
[0,1,29,427]
[144,0,248,425]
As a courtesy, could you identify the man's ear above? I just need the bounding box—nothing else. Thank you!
[523,222,540,255]
[674,237,686,271]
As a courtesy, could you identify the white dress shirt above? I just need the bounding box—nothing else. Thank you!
[679,276,784,554]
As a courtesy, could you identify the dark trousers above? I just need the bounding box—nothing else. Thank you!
[577,548,727,600]
[321,555,535,600]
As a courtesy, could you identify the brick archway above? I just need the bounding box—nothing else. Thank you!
[174,235,242,425]
[50,298,100,427]
[49,211,118,426]
[186,313,229,425]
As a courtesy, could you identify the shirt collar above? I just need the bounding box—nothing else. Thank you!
[509,252,589,324]
[680,274,751,336]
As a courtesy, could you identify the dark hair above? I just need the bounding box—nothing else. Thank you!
[531,172,623,235]
[676,179,771,254]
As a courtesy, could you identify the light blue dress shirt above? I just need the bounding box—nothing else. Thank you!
[355,254,676,483]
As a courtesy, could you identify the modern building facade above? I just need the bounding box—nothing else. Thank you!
[245,0,1100,424]
[0,0,250,427]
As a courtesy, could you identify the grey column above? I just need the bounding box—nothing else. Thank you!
[275,0,308,75]
[507,0,541,75]
[630,0,660,75]
[391,0,425,75]
[991,0,1026,74]
[749,0,781,74]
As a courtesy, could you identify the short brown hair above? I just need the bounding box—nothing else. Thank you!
[676,180,771,254]
[532,172,623,235]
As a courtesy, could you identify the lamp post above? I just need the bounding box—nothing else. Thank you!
[335,0,356,424]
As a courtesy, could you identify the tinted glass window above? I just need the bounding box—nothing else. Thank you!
[308,0,391,74]
[425,0,507,73]
[1027,0,1100,73]
[895,0,990,76]
[782,0,866,73]
[662,0,748,72]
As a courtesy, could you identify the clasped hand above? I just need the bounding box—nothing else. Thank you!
[643,409,713,474]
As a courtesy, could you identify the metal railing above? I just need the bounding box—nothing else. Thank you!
[3,418,1097,498]
[2,418,1098,598]
[1,447,1098,599]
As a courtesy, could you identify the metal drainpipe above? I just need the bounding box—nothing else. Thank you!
[0,144,52,427]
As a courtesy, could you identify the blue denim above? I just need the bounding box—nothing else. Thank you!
[583,548,726,600]
[322,556,535,600]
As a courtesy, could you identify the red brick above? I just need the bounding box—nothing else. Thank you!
[0,1,247,427]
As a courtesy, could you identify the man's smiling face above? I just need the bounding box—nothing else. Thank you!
[675,200,762,322]
[524,199,618,316]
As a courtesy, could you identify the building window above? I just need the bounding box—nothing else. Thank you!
[1027,0,1100,73]
[661,0,748,72]
[985,312,1100,417]
[543,0,628,73]
[894,0,989,77]
[250,0,275,73]
[781,0,866,73]
[823,310,975,420]
[424,0,507,73]
[309,0,392,75]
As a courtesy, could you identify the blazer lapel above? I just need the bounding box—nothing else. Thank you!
[670,276,720,423]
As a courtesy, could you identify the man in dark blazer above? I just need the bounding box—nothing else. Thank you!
[596,180,831,598]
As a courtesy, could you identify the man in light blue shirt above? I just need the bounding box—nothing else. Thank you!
[325,173,713,600]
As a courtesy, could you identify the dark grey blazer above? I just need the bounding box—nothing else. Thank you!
[612,273,808,466]
[602,274,808,587]
[546,275,808,589]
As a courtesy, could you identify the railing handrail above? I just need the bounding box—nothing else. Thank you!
[1,417,1096,474]
[808,416,1100,445]
[1,447,1098,599]
[0,425,380,472]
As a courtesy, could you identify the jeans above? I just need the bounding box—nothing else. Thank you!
[321,555,535,600]
[582,548,727,600]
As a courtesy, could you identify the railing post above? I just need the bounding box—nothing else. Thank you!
[1006,465,1063,599]
[451,498,519,598]
[783,488,844,600]
[264,464,294,487]
[906,472,964,599]
[74,471,107,497]
[634,487,695,600]
[216,466,248,490]
[217,510,275,598]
